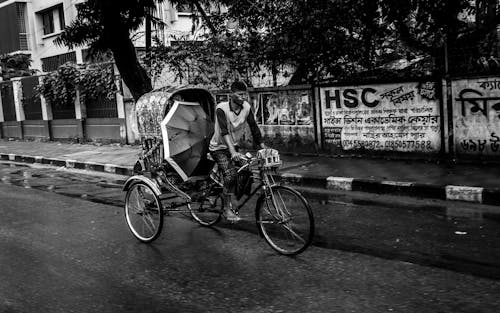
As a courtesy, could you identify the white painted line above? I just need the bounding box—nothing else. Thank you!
[104,164,117,173]
[281,173,303,182]
[65,159,77,168]
[445,185,483,203]
[381,180,414,187]
[326,177,353,191]
[84,162,103,167]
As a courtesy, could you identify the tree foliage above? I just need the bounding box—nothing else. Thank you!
[158,0,500,83]
[379,0,500,75]
[36,63,117,108]
[56,0,226,100]
[0,53,35,80]
[56,0,500,91]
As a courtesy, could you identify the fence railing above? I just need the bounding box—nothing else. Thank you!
[85,94,118,118]
[21,76,42,120]
[0,81,16,122]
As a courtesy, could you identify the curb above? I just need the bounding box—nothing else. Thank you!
[0,153,134,177]
[2,152,500,206]
[279,173,500,206]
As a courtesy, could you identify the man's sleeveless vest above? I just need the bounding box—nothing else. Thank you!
[209,101,251,151]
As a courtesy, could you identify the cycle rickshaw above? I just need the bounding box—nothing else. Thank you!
[123,86,314,255]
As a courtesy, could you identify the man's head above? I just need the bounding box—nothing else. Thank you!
[230,80,248,106]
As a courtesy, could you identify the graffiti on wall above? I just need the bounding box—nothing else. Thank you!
[215,90,314,127]
[253,91,313,126]
[453,77,500,155]
[214,88,316,152]
[320,82,441,152]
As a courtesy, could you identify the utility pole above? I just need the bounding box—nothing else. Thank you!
[145,7,151,68]
[444,36,455,160]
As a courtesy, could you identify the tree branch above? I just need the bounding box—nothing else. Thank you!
[193,1,217,34]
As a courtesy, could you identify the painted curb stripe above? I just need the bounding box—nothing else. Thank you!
[104,164,117,173]
[281,173,303,183]
[381,180,414,187]
[326,177,353,191]
[445,185,484,203]
[2,151,500,205]
[66,159,77,168]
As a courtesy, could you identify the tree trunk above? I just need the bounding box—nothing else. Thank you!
[100,0,152,101]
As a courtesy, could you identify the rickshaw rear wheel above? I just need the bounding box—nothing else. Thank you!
[190,194,223,226]
[125,181,163,243]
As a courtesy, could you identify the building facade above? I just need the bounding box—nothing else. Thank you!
[0,0,199,73]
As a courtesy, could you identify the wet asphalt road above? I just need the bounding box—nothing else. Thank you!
[1,161,500,312]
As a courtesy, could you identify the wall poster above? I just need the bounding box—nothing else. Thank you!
[320,82,441,152]
[254,90,313,127]
[453,77,500,156]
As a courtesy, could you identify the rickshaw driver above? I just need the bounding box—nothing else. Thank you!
[209,80,267,222]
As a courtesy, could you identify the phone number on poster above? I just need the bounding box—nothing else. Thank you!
[341,140,433,150]
[384,140,432,150]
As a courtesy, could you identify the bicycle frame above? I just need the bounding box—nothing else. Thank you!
[233,164,279,213]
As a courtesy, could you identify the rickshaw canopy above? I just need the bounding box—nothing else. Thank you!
[135,86,216,180]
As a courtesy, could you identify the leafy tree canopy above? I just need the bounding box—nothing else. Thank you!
[57,0,500,92]
[0,53,35,80]
[56,0,226,100]
[191,0,500,82]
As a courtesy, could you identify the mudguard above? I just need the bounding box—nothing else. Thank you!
[122,175,162,196]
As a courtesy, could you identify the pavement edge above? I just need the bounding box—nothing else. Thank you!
[0,153,134,176]
[2,152,500,206]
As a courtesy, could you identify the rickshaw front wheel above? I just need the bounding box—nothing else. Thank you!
[125,181,164,243]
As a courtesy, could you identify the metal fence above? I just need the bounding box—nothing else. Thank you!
[85,94,118,118]
[0,81,16,121]
[51,100,76,119]
[446,44,500,76]
[21,76,42,120]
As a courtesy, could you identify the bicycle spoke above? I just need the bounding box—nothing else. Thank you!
[258,186,314,255]
[142,213,157,233]
[131,191,144,214]
[280,223,306,243]
[125,182,163,243]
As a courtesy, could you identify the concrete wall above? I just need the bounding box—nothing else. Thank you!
[319,81,442,155]
[50,119,80,140]
[23,120,50,140]
[214,86,317,153]
[452,76,500,157]
[84,118,123,142]
[1,121,22,138]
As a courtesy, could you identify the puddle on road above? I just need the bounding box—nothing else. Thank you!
[300,189,495,223]
[0,163,124,207]
[0,162,496,224]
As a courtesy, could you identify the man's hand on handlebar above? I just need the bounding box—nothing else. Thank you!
[231,152,245,162]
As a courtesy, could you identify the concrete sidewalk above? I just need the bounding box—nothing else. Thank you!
[1,139,500,205]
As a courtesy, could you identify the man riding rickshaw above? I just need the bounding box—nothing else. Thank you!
[122,82,314,255]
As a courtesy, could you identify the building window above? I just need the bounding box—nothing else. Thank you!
[16,3,29,50]
[41,52,77,72]
[38,4,64,36]
[58,5,65,30]
[41,10,54,35]
[176,4,193,14]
